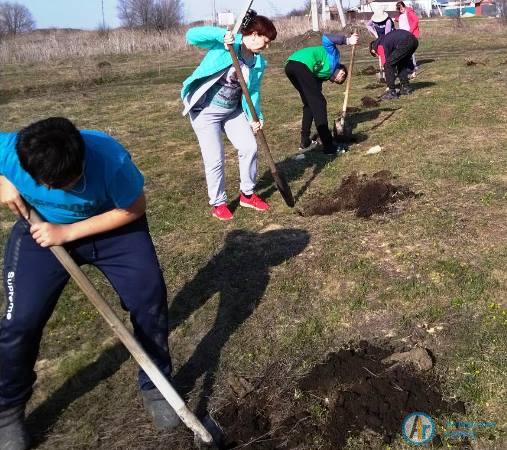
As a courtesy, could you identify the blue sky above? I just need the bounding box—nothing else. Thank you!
[15,0,310,30]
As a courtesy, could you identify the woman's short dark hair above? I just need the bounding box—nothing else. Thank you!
[16,117,85,188]
[241,11,277,41]
[396,1,406,10]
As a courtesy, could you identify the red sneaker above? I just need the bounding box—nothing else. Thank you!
[211,203,233,221]
[239,193,270,211]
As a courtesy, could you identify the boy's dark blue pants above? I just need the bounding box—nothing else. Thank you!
[0,216,171,410]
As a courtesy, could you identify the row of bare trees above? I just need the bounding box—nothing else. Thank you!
[117,0,183,31]
[0,1,35,37]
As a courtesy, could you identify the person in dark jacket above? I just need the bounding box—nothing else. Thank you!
[285,32,359,155]
[369,29,418,99]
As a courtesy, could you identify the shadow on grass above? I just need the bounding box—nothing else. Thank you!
[168,229,310,416]
[416,58,435,66]
[349,107,402,133]
[255,131,367,204]
[0,90,14,105]
[409,81,436,91]
[26,343,130,445]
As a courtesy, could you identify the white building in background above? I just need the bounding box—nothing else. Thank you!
[218,12,234,27]
[358,0,433,17]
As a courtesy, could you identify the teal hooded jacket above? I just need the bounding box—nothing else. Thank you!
[181,26,267,122]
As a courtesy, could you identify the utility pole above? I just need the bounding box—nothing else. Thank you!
[101,0,106,29]
[333,0,347,28]
[311,0,319,31]
[212,0,217,25]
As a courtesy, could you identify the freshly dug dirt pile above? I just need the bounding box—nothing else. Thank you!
[465,58,487,66]
[361,95,380,108]
[281,30,322,49]
[341,25,373,43]
[360,65,378,75]
[364,82,386,90]
[218,342,465,449]
[299,171,418,218]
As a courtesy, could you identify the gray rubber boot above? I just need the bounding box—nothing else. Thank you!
[141,389,181,431]
[0,405,30,450]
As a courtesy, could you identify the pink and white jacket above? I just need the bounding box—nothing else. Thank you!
[396,7,420,38]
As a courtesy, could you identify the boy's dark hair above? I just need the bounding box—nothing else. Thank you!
[16,117,85,188]
[241,10,277,41]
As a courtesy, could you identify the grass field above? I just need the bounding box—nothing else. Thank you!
[0,18,506,449]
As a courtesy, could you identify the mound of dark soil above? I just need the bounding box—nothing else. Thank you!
[364,82,386,90]
[359,65,378,76]
[361,95,380,108]
[300,171,418,218]
[218,342,465,449]
[341,25,373,43]
[281,30,322,49]
[465,58,487,66]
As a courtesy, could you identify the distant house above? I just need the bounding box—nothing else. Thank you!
[440,0,498,16]
[357,0,433,18]
[218,12,234,27]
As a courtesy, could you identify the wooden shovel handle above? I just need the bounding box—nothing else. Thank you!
[225,39,279,175]
[340,33,357,126]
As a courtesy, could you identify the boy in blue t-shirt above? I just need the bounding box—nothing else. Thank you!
[0,118,179,449]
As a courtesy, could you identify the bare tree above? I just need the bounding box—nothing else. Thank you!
[117,0,182,31]
[118,0,152,30]
[152,0,183,31]
[0,1,35,36]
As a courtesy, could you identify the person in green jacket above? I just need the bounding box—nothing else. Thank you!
[285,32,359,155]
[181,11,276,221]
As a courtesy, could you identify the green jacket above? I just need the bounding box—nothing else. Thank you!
[181,26,267,122]
[287,33,347,80]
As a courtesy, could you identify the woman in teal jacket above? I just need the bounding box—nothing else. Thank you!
[181,11,276,221]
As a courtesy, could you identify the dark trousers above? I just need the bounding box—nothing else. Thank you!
[285,60,334,150]
[0,216,171,409]
[385,36,419,90]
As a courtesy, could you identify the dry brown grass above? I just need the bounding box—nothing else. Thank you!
[0,27,188,64]
[2,16,504,65]
[0,16,342,65]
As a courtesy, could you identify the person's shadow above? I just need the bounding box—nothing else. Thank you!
[253,131,367,204]
[26,343,129,445]
[253,151,339,204]
[169,229,310,416]
[0,89,12,105]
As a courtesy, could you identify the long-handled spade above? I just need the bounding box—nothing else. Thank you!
[376,56,386,83]
[26,207,225,449]
[334,31,358,139]
[226,4,295,208]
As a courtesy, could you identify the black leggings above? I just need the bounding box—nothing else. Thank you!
[385,36,419,90]
[285,60,333,150]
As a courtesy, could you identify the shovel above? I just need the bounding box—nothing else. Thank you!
[334,31,357,139]
[376,56,386,83]
[226,7,295,208]
[26,207,225,449]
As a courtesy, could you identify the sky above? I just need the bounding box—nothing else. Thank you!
[14,0,315,30]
